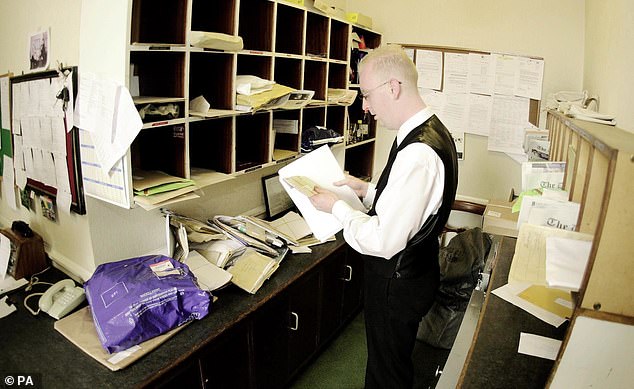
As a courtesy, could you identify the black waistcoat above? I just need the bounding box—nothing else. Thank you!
[365,114,458,279]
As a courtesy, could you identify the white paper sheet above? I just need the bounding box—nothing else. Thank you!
[278,146,365,241]
[0,234,10,278]
[468,53,494,96]
[493,53,519,96]
[515,57,544,100]
[509,223,593,286]
[415,49,443,90]
[487,94,530,154]
[2,155,18,211]
[184,250,233,291]
[466,93,493,136]
[443,53,469,93]
[518,332,562,360]
[545,237,592,291]
[492,282,567,327]
[0,76,10,130]
[74,72,142,173]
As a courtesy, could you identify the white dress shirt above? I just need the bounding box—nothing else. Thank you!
[332,108,446,259]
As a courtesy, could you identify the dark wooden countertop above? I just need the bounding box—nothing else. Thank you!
[457,236,568,389]
[0,237,345,388]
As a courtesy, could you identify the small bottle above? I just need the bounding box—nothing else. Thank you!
[348,122,357,144]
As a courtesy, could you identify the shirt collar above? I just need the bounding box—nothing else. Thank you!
[396,107,434,146]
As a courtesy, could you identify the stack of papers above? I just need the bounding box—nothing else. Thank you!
[568,105,616,126]
[182,250,233,291]
[235,83,295,112]
[191,238,246,269]
[521,161,565,192]
[516,195,580,231]
[227,248,280,294]
[133,170,199,210]
[492,223,593,327]
[189,31,243,52]
[327,88,358,106]
[235,75,302,112]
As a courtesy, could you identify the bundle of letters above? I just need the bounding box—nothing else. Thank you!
[163,210,291,294]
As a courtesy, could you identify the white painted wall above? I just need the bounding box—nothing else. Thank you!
[584,0,634,133]
[0,0,631,281]
[347,0,586,200]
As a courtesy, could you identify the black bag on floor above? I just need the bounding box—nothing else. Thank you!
[416,227,491,349]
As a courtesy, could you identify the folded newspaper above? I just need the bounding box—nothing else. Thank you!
[567,105,616,126]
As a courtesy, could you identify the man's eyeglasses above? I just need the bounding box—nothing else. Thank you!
[360,80,402,100]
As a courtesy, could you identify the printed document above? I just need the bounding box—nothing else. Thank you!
[278,145,365,241]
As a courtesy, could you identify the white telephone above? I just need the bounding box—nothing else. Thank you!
[38,279,86,320]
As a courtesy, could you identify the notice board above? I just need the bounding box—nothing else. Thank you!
[10,67,86,214]
[0,73,13,176]
[398,44,543,158]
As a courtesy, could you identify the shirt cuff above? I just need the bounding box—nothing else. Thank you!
[363,183,376,209]
[332,200,354,222]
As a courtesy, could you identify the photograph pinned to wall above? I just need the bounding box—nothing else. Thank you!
[20,188,36,211]
[29,29,50,71]
[40,194,57,222]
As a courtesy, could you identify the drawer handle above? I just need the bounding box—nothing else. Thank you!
[342,265,352,282]
[289,312,299,331]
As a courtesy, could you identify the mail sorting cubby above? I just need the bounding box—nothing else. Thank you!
[345,142,375,181]
[235,113,271,172]
[130,0,187,45]
[329,19,351,62]
[304,60,328,101]
[326,105,347,137]
[237,53,273,82]
[274,57,302,90]
[131,51,187,126]
[306,10,329,58]
[189,52,234,111]
[131,124,187,179]
[302,106,327,134]
[273,109,301,159]
[239,0,274,52]
[189,118,233,175]
[352,25,382,51]
[190,0,237,35]
[275,2,305,56]
[328,62,348,89]
[546,110,634,317]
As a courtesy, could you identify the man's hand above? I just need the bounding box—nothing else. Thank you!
[334,175,368,198]
[309,186,339,213]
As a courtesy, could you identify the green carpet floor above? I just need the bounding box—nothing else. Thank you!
[290,311,367,389]
[289,310,451,389]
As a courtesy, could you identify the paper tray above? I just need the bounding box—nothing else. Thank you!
[54,306,186,371]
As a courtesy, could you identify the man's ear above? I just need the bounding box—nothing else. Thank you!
[389,79,401,98]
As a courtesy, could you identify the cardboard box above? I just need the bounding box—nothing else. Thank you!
[483,200,519,238]
[346,12,373,29]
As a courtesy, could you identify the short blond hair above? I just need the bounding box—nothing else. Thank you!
[358,44,418,86]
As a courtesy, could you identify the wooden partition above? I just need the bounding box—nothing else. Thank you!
[546,110,634,387]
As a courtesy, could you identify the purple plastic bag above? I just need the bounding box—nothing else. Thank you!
[84,254,210,353]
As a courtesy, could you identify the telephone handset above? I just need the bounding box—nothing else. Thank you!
[38,279,86,320]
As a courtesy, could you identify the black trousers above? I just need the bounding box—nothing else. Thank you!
[363,269,438,389]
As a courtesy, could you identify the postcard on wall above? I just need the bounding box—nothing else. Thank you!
[29,29,50,72]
